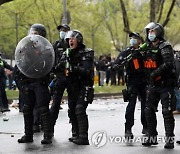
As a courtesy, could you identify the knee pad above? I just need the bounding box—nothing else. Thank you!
[75,106,85,115]
[39,106,49,114]
[162,108,173,118]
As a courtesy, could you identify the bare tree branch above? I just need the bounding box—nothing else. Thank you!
[157,0,165,23]
[0,0,13,5]
[150,0,156,22]
[103,17,121,52]
[34,1,45,24]
[162,0,176,27]
[119,0,131,34]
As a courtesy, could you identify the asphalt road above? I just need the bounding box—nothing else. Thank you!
[0,98,180,154]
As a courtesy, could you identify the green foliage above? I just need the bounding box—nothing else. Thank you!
[94,84,125,94]
[6,89,19,100]
[6,85,124,100]
[0,0,180,59]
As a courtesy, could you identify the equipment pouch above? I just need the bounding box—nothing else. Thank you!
[85,87,94,104]
[122,88,129,102]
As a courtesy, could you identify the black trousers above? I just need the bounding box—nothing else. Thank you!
[0,78,9,109]
[125,82,147,130]
[68,82,89,139]
[23,82,50,110]
[22,82,52,137]
[50,75,67,124]
[145,86,176,137]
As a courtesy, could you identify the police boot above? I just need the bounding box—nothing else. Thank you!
[18,105,33,143]
[68,110,79,142]
[125,129,134,139]
[142,136,158,146]
[142,127,149,136]
[40,108,53,144]
[142,107,158,146]
[73,110,89,145]
[18,135,33,143]
[163,108,175,149]
[164,136,174,149]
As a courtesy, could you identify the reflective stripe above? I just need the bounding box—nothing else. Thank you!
[0,61,4,66]
[144,59,157,69]
[133,59,139,69]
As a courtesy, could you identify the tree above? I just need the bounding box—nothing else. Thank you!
[0,0,13,6]
[0,0,180,59]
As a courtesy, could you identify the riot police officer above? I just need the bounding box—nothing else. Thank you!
[0,53,13,112]
[17,24,53,144]
[142,22,176,149]
[49,24,70,135]
[113,32,147,139]
[64,30,94,145]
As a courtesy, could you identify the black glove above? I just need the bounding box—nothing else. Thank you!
[149,70,161,85]
[55,54,67,70]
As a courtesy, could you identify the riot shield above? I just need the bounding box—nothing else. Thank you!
[15,35,55,78]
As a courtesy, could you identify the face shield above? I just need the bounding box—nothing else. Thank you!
[65,31,80,40]
[144,22,157,36]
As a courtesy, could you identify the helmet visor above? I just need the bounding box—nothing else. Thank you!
[65,31,79,40]
[28,27,40,36]
[144,22,160,31]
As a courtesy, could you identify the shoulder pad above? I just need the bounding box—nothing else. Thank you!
[79,48,94,54]
[80,48,94,60]
[159,41,171,49]
[85,48,94,53]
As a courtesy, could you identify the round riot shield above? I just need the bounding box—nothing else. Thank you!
[15,35,55,78]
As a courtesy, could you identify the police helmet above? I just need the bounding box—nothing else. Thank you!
[29,23,47,37]
[129,32,144,42]
[65,30,83,44]
[144,22,164,40]
[57,24,70,31]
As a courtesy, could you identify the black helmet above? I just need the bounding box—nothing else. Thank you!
[57,24,70,31]
[144,22,164,40]
[129,32,144,42]
[29,23,47,37]
[65,30,83,44]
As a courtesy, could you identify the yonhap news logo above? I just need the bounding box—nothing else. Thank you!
[91,131,107,148]
[91,131,175,148]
